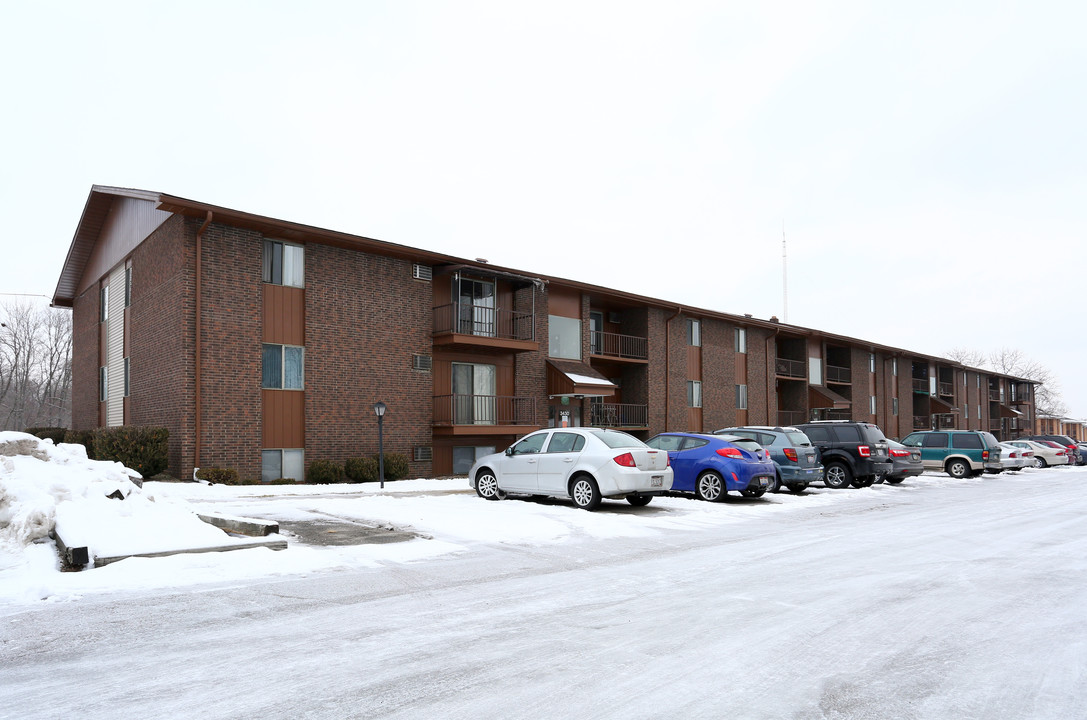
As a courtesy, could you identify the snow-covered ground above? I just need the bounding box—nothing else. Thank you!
[2,432,1086,718]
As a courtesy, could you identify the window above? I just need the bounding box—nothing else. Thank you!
[548,315,582,360]
[869,354,876,373]
[870,396,877,415]
[452,446,496,474]
[809,356,822,385]
[99,367,108,402]
[124,267,132,307]
[892,397,899,416]
[262,344,304,389]
[963,372,968,388]
[892,358,898,376]
[952,433,982,450]
[262,240,304,287]
[123,357,130,397]
[734,328,747,353]
[457,278,496,336]
[736,384,748,410]
[977,404,981,421]
[262,449,304,483]
[452,362,496,424]
[921,433,948,448]
[510,434,547,455]
[688,381,702,408]
[687,319,701,347]
[100,285,109,323]
[546,432,586,453]
[964,404,969,420]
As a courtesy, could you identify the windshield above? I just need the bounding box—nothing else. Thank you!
[592,429,647,449]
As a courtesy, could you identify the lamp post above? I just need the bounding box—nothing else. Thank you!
[373,401,387,488]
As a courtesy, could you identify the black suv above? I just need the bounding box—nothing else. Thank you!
[1021,435,1082,465]
[795,421,892,489]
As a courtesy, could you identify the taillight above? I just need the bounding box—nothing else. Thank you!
[982,450,989,460]
[613,452,636,467]
[716,447,743,459]
[783,448,798,462]
[665,454,670,467]
[1057,451,1066,456]
[890,448,909,457]
[858,445,871,457]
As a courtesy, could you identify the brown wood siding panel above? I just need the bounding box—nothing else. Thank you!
[687,346,702,380]
[735,352,747,383]
[688,407,703,432]
[262,284,305,345]
[262,390,305,448]
[548,286,582,318]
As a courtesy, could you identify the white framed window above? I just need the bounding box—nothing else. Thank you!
[262,344,304,389]
[736,384,748,410]
[869,353,876,373]
[893,397,899,416]
[262,240,305,288]
[735,328,747,353]
[809,356,822,385]
[262,449,304,483]
[548,315,582,360]
[892,358,898,376]
[123,357,130,397]
[977,404,981,420]
[688,380,702,408]
[100,285,109,323]
[124,267,132,307]
[964,404,969,419]
[870,396,877,415]
[99,367,108,402]
[687,319,701,347]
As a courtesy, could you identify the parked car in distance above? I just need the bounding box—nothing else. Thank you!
[998,442,1034,471]
[1077,443,1087,466]
[713,426,823,493]
[1020,435,1082,465]
[1004,439,1069,468]
[470,427,672,510]
[900,430,1004,478]
[794,421,892,489]
[645,432,776,500]
[884,439,923,484]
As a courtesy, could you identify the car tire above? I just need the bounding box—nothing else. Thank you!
[475,470,503,500]
[626,495,652,507]
[1033,457,1047,469]
[570,475,602,510]
[946,459,970,479]
[885,477,905,485]
[786,483,808,493]
[695,471,725,502]
[740,487,767,498]
[768,474,781,493]
[850,476,875,488]
[824,462,852,489]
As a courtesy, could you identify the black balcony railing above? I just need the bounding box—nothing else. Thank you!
[989,389,1001,401]
[590,331,648,360]
[589,403,648,428]
[433,395,537,426]
[433,303,534,341]
[913,415,930,429]
[912,378,929,392]
[777,410,806,426]
[938,382,954,397]
[826,365,851,384]
[776,357,806,379]
[937,414,956,428]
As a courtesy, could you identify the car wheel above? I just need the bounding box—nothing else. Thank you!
[740,487,767,498]
[885,477,905,485]
[695,471,725,502]
[850,476,875,488]
[946,459,970,479]
[475,471,503,500]
[570,476,602,510]
[786,483,808,493]
[824,462,852,489]
[626,495,652,507]
[767,474,781,493]
[1033,457,1047,469]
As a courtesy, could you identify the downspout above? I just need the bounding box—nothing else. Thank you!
[194,210,213,471]
[664,307,682,430]
[766,325,780,423]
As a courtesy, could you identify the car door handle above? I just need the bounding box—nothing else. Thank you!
[563,458,574,463]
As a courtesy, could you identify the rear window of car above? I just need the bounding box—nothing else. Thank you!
[832,426,862,443]
[861,425,887,443]
[951,433,983,450]
[980,432,1001,449]
[720,429,758,442]
[726,438,763,453]
[593,429,646,449]
[787,431,812,446]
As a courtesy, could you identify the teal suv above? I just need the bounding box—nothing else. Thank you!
[900,430,1003,478]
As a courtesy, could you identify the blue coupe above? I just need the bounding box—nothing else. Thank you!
[645,432,777,500]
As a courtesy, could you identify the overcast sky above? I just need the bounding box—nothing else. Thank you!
[2,1,1084,417]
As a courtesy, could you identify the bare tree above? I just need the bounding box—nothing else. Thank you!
[944,345,1066,417]
[0,302,72,431]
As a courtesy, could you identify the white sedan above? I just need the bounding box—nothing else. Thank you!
[469,427,673,510]
[1005,439,1069,468]
[998,442,1034,470]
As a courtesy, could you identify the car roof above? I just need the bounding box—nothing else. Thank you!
[717,425,799,433]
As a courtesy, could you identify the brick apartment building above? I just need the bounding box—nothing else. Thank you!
[53,186,1038,480]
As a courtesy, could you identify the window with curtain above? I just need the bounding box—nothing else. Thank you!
[262,344,304,389]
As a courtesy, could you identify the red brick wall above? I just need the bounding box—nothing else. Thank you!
[701,318,736,432]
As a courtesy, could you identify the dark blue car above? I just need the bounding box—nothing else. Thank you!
[645,432,777,501]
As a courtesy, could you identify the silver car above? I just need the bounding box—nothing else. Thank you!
[469,427,673,510]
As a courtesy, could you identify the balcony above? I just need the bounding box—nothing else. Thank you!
[589,403,649,429]
[432,303,537,352]
[989,389,1001,401]
[590,331,648,362]
[433,394,538,435]
[777,410,806,426]
[776,357,806,379]
[826,365,851,384]
[938,382,954,398]
[912,378,929,393]
[937,414,956,429]
[913,415,930,430]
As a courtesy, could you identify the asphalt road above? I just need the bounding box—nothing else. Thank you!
[2,472,1085,719]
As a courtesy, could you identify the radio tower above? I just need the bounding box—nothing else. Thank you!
[782,220,789,323]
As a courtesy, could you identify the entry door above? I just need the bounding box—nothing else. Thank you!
[453,362,496,425]
[457,278,496,337]
[589,311,603,354]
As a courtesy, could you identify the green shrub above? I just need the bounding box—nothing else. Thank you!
[307,459,345,484]
[91,426,169,477]
[267,477,299,485]
[25,427,68,444]
[195,467,242,485]
[345,456,379,483]
[63,430,98,458]
[379,453,410,481]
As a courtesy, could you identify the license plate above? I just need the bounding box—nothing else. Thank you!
[755,476,769,487]
[651,475,663,487]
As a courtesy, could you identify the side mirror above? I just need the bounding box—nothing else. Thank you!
[505,447,514,456]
